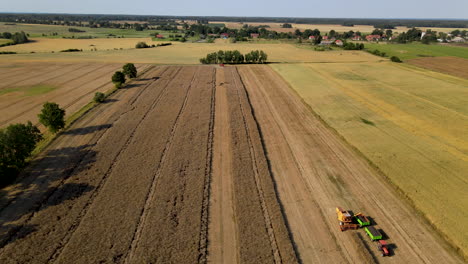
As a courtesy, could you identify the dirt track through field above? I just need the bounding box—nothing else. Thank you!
[238,65,463,264]
[0,65,297,264]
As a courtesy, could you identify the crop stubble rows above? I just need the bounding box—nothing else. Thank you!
[0,65,299,264]
[0,62,152,127]
[220,67,298,264]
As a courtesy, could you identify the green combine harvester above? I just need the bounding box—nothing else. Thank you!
[365,226,383,241]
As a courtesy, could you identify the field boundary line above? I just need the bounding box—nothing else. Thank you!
[46,66,180,262]
[124,67,198,264]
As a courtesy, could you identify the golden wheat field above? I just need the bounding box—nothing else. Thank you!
[271,62,468,257]
[0,37,155,53]
[0,42,382,63]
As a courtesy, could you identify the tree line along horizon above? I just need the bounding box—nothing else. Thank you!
[0,17,466,45]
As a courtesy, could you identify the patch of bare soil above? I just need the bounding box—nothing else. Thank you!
[408,56,468,79]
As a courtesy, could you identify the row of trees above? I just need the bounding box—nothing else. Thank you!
[342,42,365,50]
[1,14,467,29]
[0,63,141,186]
[112,63,137,88]
[0,31,29,44]
[1,101,67,185]
[200,50,268,64]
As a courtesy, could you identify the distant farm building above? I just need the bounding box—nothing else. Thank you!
[352,35,361,41]
[250,33,260,38]
[323,36,329,40]
[308,36,316,40]
[156,34,164,39]
[220,33,229,39]
[335,39,344,46]
[452,37,466,43]
[366,35,382,41]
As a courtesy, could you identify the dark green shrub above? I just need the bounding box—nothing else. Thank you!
[135,42,149,48]
[390,56,402,63]
[93,92,105,103]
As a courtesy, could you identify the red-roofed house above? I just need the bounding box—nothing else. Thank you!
[323,36,329,40]
[156,34,164,39]
[352,35,361,41]
[220,33,229,39]
[335,39,343,46]
[250,33,260,38]
[308,35,316,40]
[366,35,382,41]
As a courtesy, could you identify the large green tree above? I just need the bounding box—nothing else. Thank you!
[0,122,42,184]
[38,102,66,133]
[112,71,126,88]
[123,63,137,78]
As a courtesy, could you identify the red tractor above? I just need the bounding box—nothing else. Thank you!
[377,240,390,257]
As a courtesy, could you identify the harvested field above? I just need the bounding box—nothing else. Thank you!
[408,56,468,79]
[0,62,151,128]
[238,65,464,263]
[0,65,296,263]
[0,37,156,53]
[207,67,297,264]
[0,42,382,64]
[271,62,468,259]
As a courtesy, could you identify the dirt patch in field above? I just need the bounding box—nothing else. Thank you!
[408,56,468,79]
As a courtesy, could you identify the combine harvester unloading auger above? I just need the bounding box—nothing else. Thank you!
[336,207,390,257]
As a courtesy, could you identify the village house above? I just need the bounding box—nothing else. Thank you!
[308,35,316,40]
[451,36,466,43]
[250,33,260,38]
[155,34,164,39]
[352,35,361,41]
[366,35,381,41]
[334,39,344,46]
[220,33,229,39]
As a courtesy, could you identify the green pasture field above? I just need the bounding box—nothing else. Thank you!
[365,43,468,60]
[0,22,176,39]
[0,84,57,97]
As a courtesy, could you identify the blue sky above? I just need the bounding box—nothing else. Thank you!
[1,0,468,19]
